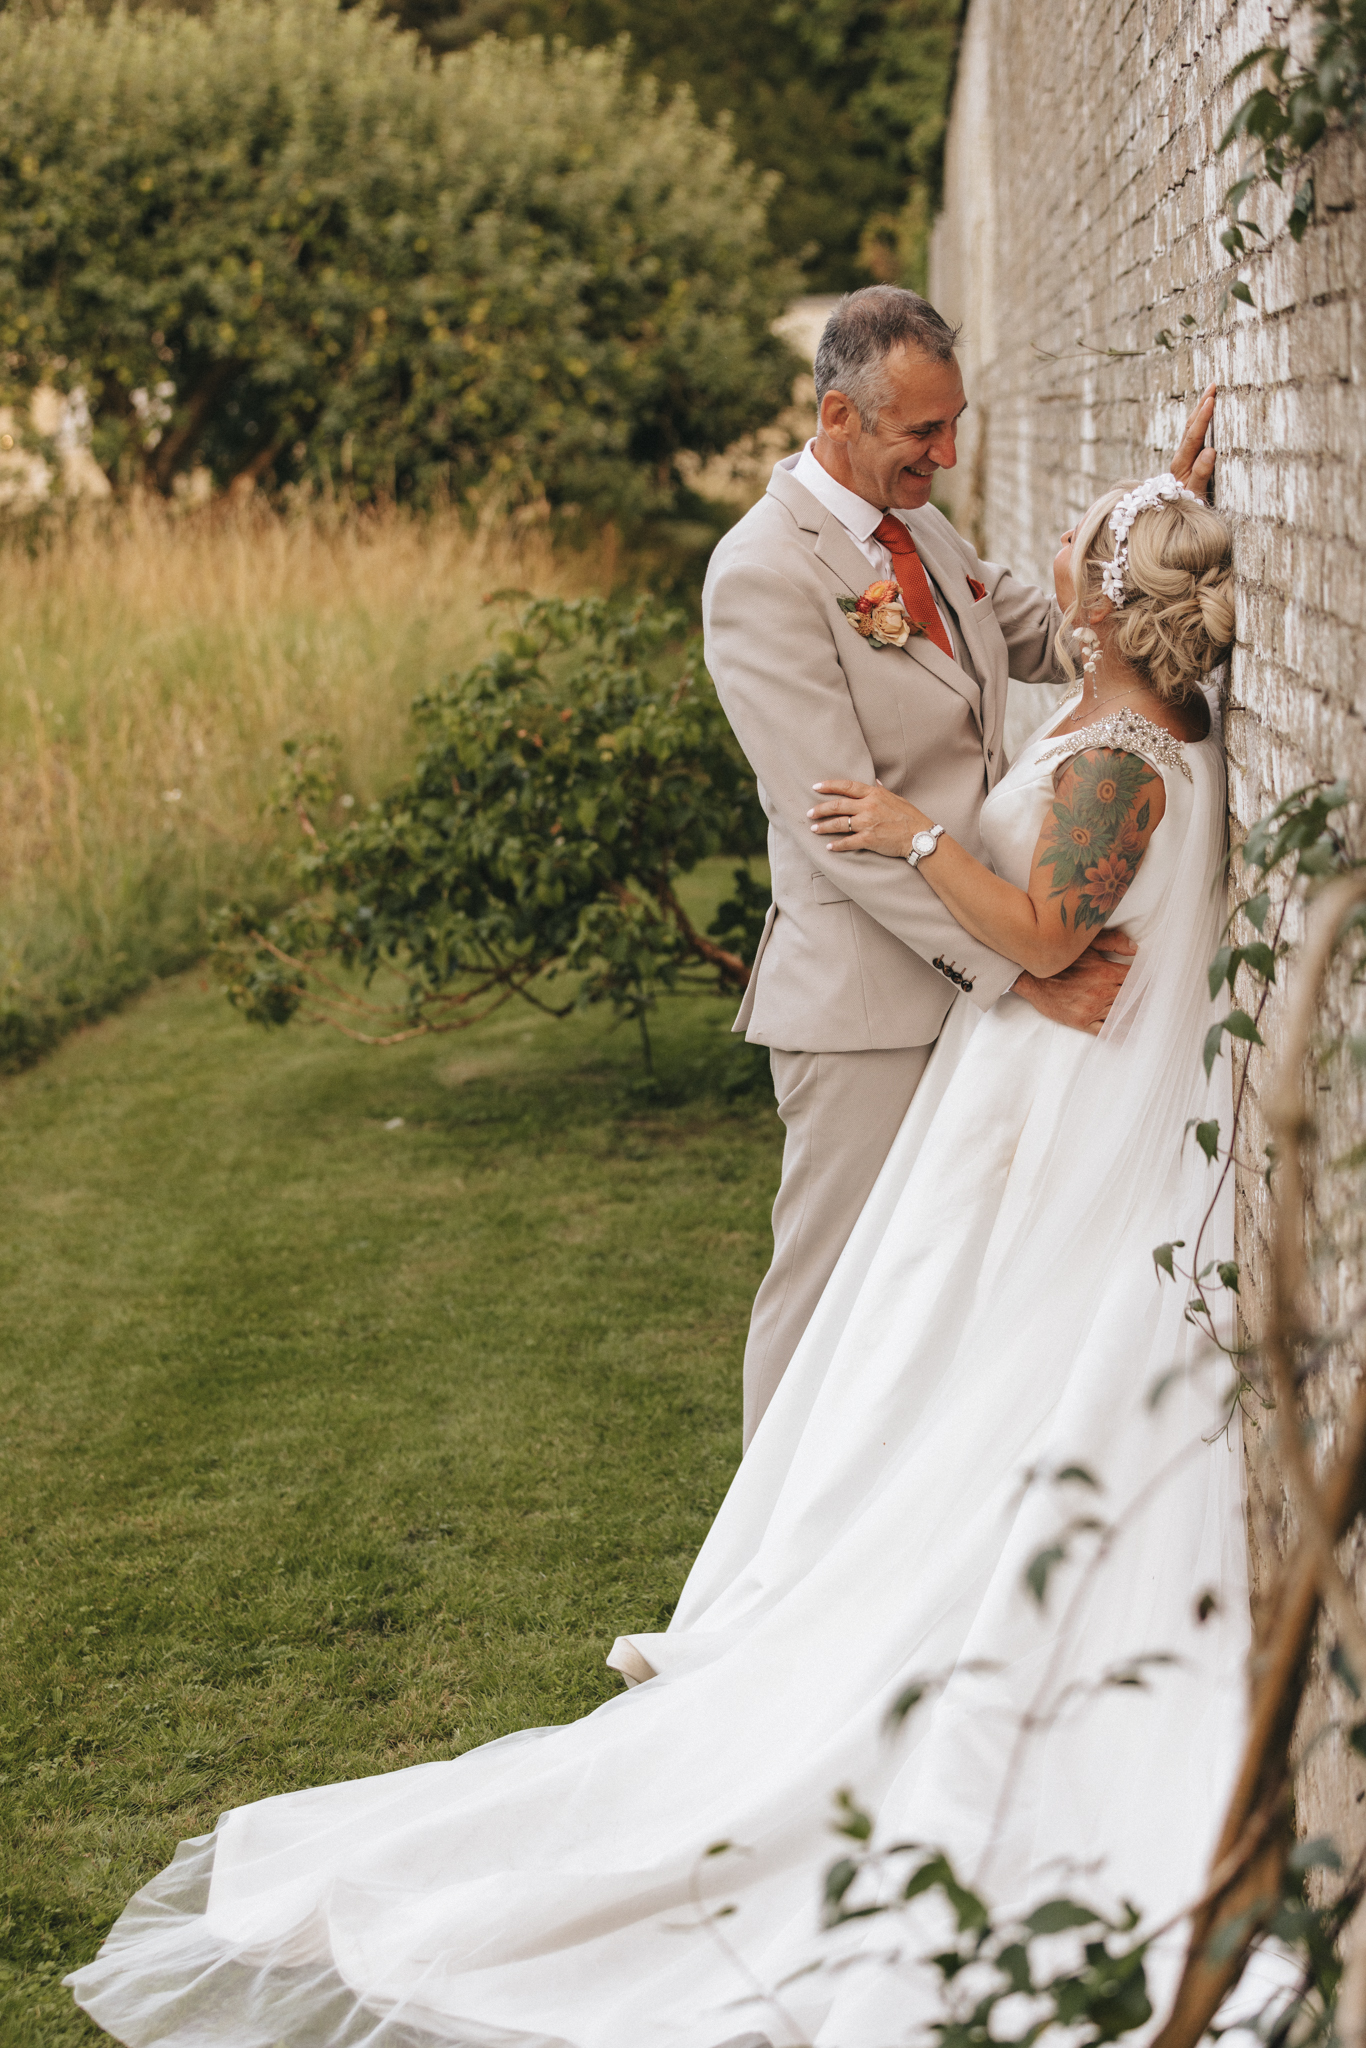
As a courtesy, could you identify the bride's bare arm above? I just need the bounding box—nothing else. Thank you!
[808,748,1167,980]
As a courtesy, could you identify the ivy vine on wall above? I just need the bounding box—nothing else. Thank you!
[1217,0,1366,307]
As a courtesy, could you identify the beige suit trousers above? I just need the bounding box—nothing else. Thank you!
[743,1041,932,1447]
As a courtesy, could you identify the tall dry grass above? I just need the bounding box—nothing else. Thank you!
[0,498,605,1065]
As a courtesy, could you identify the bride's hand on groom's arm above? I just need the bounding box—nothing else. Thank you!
[811,751,1160,1025]
[808,776,926,859]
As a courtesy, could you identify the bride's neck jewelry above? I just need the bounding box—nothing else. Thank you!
[1076,624,1102,686]
[1075,626,1149,716]
[1085,680,1149,711]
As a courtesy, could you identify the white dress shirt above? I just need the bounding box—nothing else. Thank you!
[793,441,957,651]
[792,442,1010,983]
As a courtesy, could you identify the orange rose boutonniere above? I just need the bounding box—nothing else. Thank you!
[838,578,922,650]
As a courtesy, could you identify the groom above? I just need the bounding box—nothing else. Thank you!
[703,285,1216,1448]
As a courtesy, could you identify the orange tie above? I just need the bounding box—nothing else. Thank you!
[872,515,954,660]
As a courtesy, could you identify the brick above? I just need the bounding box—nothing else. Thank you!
[928,0,1366,1880]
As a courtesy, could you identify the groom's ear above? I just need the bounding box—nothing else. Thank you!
[819,389,859,444]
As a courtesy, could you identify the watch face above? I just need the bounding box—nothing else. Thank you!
[912,830,936,855]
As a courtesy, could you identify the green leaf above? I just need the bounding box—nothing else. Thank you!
[1223,1009,1264,1046]
[1154,329,1175,351]
[1204,1020,1227,1076]
[1152,1241,1184,1279]
[1330,1642,1362,1699]
[1243,891,1271,932]
[1025,1898,1100,1935]
[1208,945,1235,998]
[1195,1119,1220,1162]
[1349,1719,1366,1759]
[1288,1835,1342,1873]
[1224,43,1283,86]
[1217,1261,1240,1293]
[1230,281,1255,306]
[833,1788,874,1841]
[705,1839,733,1857]
[1055,1463,1101,1489]
[1025,1542,1067,1606]
[1196,1589,1219,1622]
[997,1941,1033,1993]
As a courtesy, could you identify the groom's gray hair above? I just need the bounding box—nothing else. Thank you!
[814,287,961,431]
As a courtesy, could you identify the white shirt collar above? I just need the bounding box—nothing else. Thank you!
[792,440,910,543]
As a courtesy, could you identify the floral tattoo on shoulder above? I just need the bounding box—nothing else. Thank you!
[1036,747,1165,930]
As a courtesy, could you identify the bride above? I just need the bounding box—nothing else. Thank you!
[70,477,1243,2048]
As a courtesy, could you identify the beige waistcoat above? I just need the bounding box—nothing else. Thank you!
[702,458,1068,1053]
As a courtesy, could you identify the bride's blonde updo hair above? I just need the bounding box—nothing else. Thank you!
[1057,481,1236,702]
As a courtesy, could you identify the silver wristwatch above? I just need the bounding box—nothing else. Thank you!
[906,823,945,869]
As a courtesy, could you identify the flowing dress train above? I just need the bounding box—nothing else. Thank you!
[69,696,1248,2048]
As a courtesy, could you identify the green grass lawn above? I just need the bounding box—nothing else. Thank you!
[0,880,781,2043]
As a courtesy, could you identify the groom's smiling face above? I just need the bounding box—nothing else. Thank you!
[817,347,967,512]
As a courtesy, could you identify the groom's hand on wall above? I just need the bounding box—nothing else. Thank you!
[1012,934,1138,1036]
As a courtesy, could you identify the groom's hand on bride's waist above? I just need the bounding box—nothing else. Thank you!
[1012,934,1137,1036]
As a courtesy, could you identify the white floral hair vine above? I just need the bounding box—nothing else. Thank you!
[1099,472,1203,609]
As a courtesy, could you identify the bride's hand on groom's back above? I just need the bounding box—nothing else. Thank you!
[1012,932,1138,1036]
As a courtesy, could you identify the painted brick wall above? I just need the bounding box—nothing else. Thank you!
[929,0,1366,1880]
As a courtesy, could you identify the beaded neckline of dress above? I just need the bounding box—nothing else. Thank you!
[1036,703,1196,783]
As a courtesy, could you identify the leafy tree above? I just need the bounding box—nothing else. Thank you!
[215,595,770,1065]
[0,0,798,513]
[390,0,964,290]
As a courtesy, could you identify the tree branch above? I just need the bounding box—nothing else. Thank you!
[653,875,751,988]
[1150,875,1366,2048]
[147,358,241,491]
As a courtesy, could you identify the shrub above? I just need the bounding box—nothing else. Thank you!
[0,497,602,1072]
[215,594,770,1057]
[0,0,798,518]
[398,0,964,293]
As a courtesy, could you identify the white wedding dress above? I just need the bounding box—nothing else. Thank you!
[70,694,1250,2048]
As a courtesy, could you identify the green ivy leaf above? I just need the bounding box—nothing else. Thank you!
[1025,1898,1101,1935]
[1208,945,1234,999]
[1203,1020,1227,1077]
[1025,1542,1067,1606]
[1330,1642,1362,1699]
[1288,1836,1343,1873]
[1195,1120,1221,1162]
[1223,1009,1264,1046]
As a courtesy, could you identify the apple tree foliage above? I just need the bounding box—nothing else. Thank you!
[0,0,798,515]
[215,595,771,1055]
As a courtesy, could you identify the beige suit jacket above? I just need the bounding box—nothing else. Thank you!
[702,458,1068,1052]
